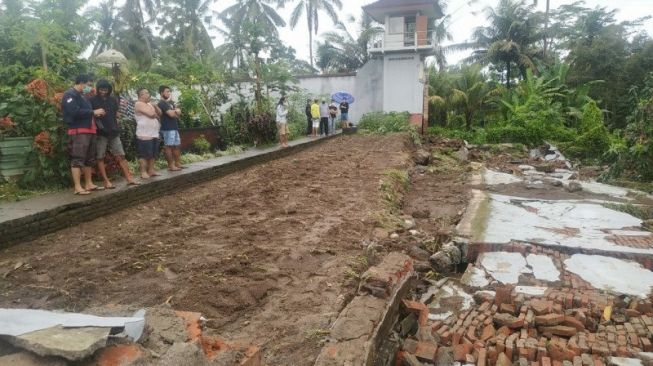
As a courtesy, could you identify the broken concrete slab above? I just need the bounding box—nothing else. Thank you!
[5,325,109,361]
[609,357,644,366]
[460,265,490,288]
[526,253,560,282]
[0,351,67,366]
[483,170,522,185]
[479,193,652,255]
[479,252,531,284]
[514,286,548,296]
[0,308,145,337]
[564,254,653,298]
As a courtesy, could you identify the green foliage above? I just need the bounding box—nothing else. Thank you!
[603,73,653,180]
[428,126,488,145]
[246,113,277,146]
[191,134,211,154]
[358,112,411,134]
[178,87,212,128]
[560,101,612,160]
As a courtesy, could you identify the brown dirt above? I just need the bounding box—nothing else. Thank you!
[0,134,411,365]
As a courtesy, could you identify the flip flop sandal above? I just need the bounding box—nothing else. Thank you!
[104,185,116,189]
[89,186,105,191]
[74,190,91,195]
[127,181,141,186]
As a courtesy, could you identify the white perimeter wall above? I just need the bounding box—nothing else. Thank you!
[382,53,424,115]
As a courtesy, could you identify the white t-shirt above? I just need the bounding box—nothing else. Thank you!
[276,104,288,124]
[135,103,160,139]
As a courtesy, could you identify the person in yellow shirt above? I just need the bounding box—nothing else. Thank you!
[310,99,320,137]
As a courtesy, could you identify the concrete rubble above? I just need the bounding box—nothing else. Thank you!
[391,142,653,366]
[0,307,262,365]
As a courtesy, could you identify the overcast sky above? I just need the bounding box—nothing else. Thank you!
[222,0,653,65]
[89,0,653,66]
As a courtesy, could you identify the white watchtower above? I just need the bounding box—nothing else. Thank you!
[362,0,443,130]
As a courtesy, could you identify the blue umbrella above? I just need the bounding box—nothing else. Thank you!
[331,92,355,104]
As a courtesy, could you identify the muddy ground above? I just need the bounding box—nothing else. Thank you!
[0,134,426,365]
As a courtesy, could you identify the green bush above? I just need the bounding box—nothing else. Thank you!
[428,126,488,145]
[358,112,410,134]
[246,113,277,146]
[191,134,211,154]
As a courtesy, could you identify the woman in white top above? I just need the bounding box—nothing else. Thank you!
[276,96,289,148]
[134,88,162,179]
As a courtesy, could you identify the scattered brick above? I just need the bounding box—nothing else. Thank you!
[414,341,438,362]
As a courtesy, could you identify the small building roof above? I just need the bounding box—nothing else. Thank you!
[362,0,444,23]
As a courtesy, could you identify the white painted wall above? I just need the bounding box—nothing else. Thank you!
[352,58,384,122]
[382,53,424,114]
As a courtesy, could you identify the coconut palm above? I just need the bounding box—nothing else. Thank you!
[456,0,544,88]
[280,0,343,68]
[84,0,119,58]
[316,13,382,72]
[221,0,286,36]
[450,65,494,129]
[161,0,216,56]
[533,0,551,57]
[114,0,160,70]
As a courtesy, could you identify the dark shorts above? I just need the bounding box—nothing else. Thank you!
[68,133,97,168]
[136,138,160,159]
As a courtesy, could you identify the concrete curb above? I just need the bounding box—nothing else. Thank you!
[455,189,489,241]
[314,252,415,366]
[0,134,340,247]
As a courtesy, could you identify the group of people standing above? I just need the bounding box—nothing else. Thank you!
[62,74,184,195]
[274,96,350,148]
[307,99,349,137]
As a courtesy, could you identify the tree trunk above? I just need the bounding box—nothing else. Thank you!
[543,0,550,58]
[254,56,263,114]
[506,62,511,89]
[40,43,48,72]
[308,21,314,68]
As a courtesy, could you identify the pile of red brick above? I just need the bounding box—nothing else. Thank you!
[397,282,653,366]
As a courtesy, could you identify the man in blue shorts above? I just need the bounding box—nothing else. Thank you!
[158,85,184,171]
[339,100,349,128]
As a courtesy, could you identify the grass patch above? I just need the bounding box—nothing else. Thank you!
[0,181,58,203]
[373,168,410,231]
[602,202,653,220]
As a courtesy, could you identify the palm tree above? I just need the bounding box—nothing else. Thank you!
[316,13,382,72]
[281,0,343,68]
[458,0,544,88]
[450,65,493,129]
[84,0,119,57]
[215,17,250,69]
[161,0,216,56]
[221,0,286,36]
[114,0,160,70]
[533,0,551,58]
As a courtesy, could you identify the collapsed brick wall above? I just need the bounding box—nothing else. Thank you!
[396,243,653,365]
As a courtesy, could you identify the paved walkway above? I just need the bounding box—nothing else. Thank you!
[0,134,339,245]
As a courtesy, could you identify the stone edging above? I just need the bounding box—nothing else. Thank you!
[314,252,415,366]
[0,135,339,248]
